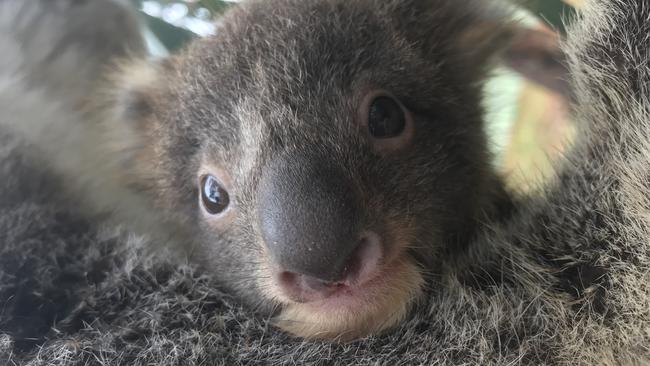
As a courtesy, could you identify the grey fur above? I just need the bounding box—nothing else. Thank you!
[1,0,649,365]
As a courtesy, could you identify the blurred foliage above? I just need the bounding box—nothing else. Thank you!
[132,0,232,19]
[141,14,194,52]
[524,0,575,33]
[131,0,233,51]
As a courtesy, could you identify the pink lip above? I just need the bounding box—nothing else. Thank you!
[276,233,389,304]
[299,261,395,311]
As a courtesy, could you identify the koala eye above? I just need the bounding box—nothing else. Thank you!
[368,96,406,138]
[200,175,230,215]
[360,91,414,151]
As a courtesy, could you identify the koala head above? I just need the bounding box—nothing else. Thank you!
[111,0,514,340]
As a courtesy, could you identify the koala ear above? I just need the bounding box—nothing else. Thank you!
[453,20,517,66]
[424,1,569,96]
[96,57,174,181]
[440,0,569,96]
[445,2,520,79]
[502,26,570,97]
[108,59,168,130]
[390,0,517,80]
[455,21,570,97]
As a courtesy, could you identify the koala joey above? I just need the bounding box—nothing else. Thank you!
[3,0,527,340]
[99,0,524,340]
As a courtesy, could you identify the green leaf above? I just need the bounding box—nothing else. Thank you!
[524,0,575,33]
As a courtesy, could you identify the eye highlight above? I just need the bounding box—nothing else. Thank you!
[200,175,230,215]
[368,96,406,138]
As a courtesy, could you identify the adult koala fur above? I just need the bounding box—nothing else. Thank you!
[0,0,649,365]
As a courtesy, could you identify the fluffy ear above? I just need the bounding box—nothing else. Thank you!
[98,58,173,172]
[105,59,167,130]
[388,0,518,80]
[439,0,570,96]
[398,0,569,94]
[451,24,520,86]
[502,26,570,97]
[453,21,517,67]
[83,58,192,240]
[82,57,168,194]
[455,20,570,97]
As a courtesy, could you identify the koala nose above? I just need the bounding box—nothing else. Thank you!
[276,232,384,302]
[257,153,379,289]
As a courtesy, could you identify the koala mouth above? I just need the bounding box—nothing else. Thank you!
[266,244,424,341]
[275,236,386,303]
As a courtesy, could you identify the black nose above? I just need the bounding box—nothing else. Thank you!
[257,153,360,282]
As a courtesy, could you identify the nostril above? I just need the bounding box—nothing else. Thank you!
[278,271,298,289]
[341,231,383,286]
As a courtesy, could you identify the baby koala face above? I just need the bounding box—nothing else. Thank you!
[117,0,512,340]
